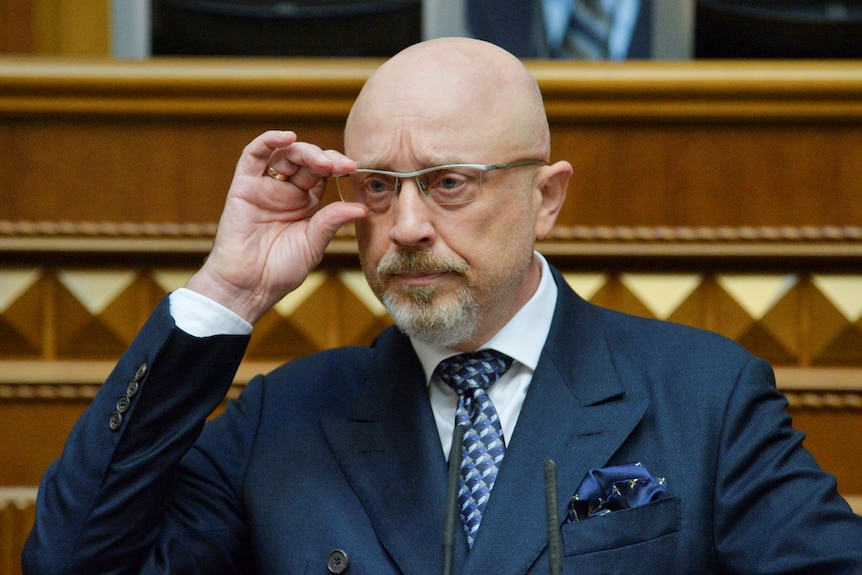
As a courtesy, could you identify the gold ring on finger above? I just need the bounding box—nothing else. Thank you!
[266,165,288,181]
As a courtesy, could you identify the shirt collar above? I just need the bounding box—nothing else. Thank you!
[412,252,558,382]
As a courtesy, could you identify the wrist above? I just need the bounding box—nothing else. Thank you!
[184,270,269,325]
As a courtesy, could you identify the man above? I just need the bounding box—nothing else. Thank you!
[23,38,862,574]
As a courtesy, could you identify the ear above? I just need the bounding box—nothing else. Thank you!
[533,160,572,240]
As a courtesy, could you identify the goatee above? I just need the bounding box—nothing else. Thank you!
[376,249,479,347]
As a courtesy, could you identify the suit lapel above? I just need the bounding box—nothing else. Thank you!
[321,330,468,575]
[322,269,649,575]
[462,271,649,575]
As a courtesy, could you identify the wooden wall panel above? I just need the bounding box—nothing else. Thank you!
[5,119,861,227]
[0,492,35,575]
[1,264,860,489]
[0,1,36,54]
[2,59,862,227]
[0,401,88,485]
[0,0,109,56]
[791,410,862,494]
[556,123,862,227]
[0,117,346,224]
[1,60,861,575]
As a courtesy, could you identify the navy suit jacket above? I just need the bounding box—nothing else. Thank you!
[24,267,862,574]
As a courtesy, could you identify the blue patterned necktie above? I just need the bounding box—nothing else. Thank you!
[436,349,514,548]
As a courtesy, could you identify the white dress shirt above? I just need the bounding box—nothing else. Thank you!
[411,253,557,459]
[168,252,558,459]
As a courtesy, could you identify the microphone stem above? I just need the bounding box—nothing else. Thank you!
[442,425,464,575]
[544,459,563,575]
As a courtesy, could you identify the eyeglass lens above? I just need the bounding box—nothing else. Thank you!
[337,166,484,209]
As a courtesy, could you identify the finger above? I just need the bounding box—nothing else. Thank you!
[265,142,351,191]
[305,202,368,252]
[235,130,299,176]
[321,149,357,175]
[264,165,289,181]
[284,149,356,196]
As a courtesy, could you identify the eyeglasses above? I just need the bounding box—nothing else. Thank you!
[334,160,546,210]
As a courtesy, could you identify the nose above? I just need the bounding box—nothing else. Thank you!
[388,177,436,247]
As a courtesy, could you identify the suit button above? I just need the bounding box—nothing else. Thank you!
[109,411,123,431]
[126,379,140,398]
[116,395,131,414]
[326,549,348,574]
[134,363,147,382]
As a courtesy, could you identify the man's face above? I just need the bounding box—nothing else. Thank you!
[358,164,540,349]
[346,71,544,350]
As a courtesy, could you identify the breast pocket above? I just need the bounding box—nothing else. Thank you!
[561,496,681,557]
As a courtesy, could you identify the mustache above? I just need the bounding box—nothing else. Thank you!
[377,249,468,277]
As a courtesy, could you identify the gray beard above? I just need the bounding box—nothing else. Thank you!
[382,282,479,348]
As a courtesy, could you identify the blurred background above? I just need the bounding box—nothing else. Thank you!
[1,0,860,60]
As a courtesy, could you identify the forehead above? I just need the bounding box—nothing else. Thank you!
[345,98,516,169]
[347,73,515,158]
[345,41,544,167]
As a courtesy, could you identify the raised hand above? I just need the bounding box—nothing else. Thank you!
[185,130,367,323]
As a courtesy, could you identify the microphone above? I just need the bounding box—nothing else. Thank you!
[544,459,563,575]
[441,435,563,575]
[442,424,464,575]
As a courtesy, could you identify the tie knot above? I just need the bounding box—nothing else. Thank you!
[436,349,514,395]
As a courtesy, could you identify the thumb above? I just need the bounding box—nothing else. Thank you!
[306,202,368,252]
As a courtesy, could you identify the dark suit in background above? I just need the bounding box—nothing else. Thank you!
[467,0,652,59]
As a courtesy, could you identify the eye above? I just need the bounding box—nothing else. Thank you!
[438,174,465,189]
[426,170,468,191]
[343,173,398,209]
[423,168,481,204]
[362,175,396,195]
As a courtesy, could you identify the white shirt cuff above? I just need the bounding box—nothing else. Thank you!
[169,288,253,337]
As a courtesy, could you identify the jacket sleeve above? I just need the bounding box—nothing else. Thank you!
[22,297,251,575]
[713,356,862,573]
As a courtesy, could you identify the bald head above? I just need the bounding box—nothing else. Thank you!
[344,39,571,349]
[345,38,550,167]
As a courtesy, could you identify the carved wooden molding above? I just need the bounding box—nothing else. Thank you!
[2,221,861,260]
[3,59,862,122]
[0,57,373,119]
[0,221,217,237]
[545,226,862,242]
[530,60,862,122]
[784,392,862,410]
[0,487,38,511]
[4,220,862,241]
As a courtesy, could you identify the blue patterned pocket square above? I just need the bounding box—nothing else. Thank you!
[566,462,666,522]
